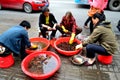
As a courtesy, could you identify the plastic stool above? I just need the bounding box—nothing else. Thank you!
[0,54,14,68]
[97,54,113,65]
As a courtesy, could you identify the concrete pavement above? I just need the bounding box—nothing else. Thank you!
[0,19,120,80]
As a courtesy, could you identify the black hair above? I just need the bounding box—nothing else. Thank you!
[92,12,106,22]
[42,6,49,13]
[20,20,31,29]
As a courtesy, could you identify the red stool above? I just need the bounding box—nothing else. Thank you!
[0,54,14,68]
[97,54,113,65]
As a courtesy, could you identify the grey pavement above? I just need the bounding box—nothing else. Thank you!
[0,0,120,80]
[0,20,120,80]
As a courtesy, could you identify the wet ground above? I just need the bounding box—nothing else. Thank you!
[0,27,120,80]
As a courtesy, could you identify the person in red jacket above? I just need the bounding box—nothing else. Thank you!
[58,11,82,44]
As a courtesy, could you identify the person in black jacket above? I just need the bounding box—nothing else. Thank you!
[39,7,58,39]
[84,11,106,34]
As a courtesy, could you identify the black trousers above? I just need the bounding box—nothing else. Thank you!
[20,39,28,60]
[86,44,110,58]
[40,27,57,38]
[84,17,93,34]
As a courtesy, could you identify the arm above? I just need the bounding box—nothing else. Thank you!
[84,17,91,26]
[69,17,77,44]
[51,13,58,24]
[22,31,31,48]
[39,14,43,28]
[60,16,65,27]
[71,17,77,33]
[83,27,102,46]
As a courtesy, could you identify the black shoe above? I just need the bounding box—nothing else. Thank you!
[13,53,19,57]
[50,36,55,40]
[20,53,28,61]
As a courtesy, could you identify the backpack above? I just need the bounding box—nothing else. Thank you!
[117,20,120,31]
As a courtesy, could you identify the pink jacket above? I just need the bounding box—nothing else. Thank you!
[88,0,108,11]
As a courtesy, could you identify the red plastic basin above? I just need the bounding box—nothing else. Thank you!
[98,54,113,65]
[21,51,61,80]
[50,38,56,48]
[54,37,82,56]
[26,37,50,54]
[0,54,14,68]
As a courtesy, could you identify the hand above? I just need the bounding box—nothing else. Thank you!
[47,26,52,30]
[47,26,56,31]
[29,43,38,50]
[69,33,75,44]
[75,43,83,50]
[62,26,68,33]
[53,23,57,30]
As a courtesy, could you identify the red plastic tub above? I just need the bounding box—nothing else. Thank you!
[0,54,14,68]
[98,54,113,65]
[26,37,50,54]
[54,37,82,56]
[21,51,61,80]
[50,38,56,48]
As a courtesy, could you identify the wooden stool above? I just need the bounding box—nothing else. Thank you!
[97,54,113,65]
[0,54,14,68]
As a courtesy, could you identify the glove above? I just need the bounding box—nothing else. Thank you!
[75,43,83,50]
[62,25,68,33]
[30,43,38,50]
[69,33,75,44]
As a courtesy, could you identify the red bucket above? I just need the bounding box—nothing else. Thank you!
[54,37,82,56]
[0,54,14,68]
[26,37,50,54]
[21,51,61,80]
[98,54,113,65]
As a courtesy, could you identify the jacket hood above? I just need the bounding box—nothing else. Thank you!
[99,21,111,28]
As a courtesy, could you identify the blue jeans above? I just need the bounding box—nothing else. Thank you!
[86,44,110,58]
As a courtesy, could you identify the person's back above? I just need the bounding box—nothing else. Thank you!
[0,20,32,60]
[0,25,29,54]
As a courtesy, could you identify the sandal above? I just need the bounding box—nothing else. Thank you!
[84,58,96,66]
[84,61,95,66]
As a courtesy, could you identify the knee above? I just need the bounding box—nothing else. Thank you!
[86,44,94,50]
[76,27,82,35]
